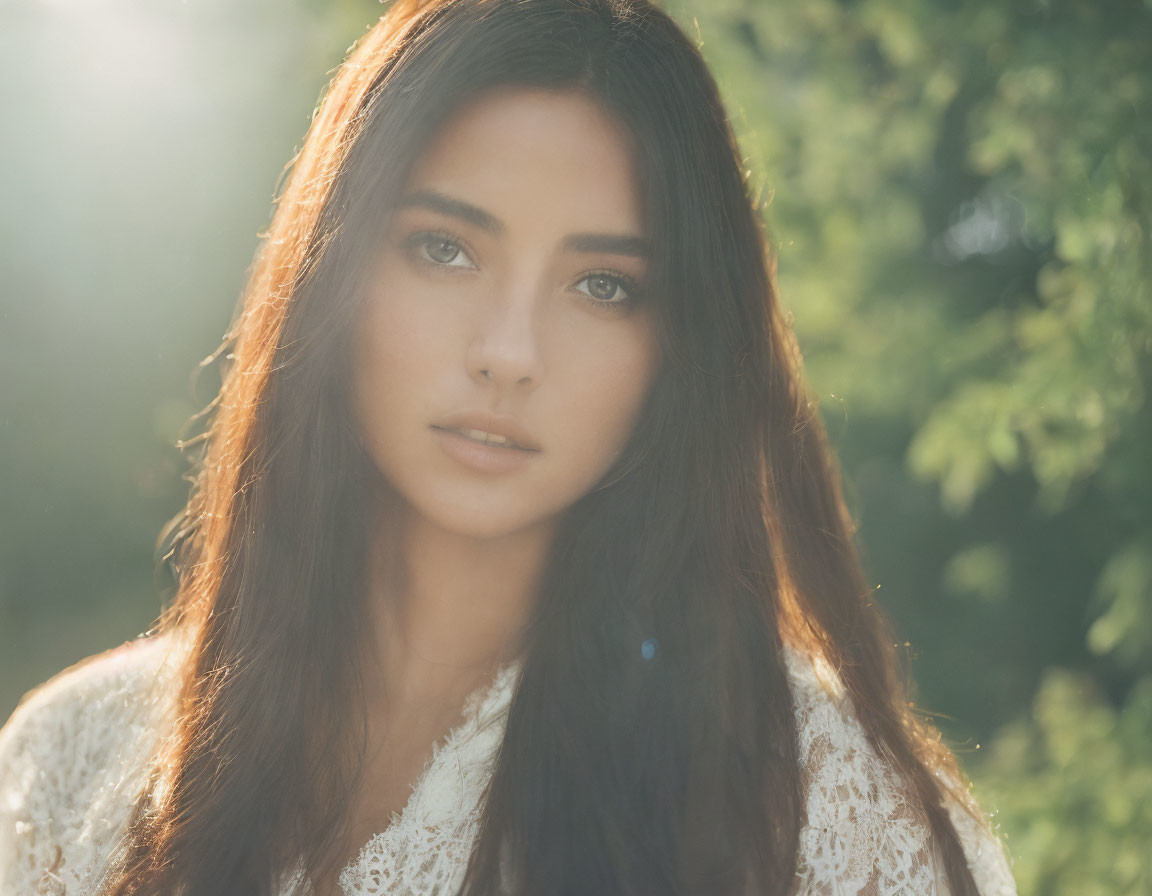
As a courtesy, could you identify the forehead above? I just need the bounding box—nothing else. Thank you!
[401,85,646,235]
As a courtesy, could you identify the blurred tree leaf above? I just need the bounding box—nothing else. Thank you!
[1087,534,1152,675]
[977,669,1152,894]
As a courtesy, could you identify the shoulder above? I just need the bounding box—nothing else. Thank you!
[0,632,184,778]
[0,632,187,893]
[781,644,1017,896]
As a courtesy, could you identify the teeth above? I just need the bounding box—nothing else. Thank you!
[458,428,514,447]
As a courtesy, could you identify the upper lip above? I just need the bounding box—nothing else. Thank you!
[432,411,542,451]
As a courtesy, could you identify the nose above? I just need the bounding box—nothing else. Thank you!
[465,290,543,392]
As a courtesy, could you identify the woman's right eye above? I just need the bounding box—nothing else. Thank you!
[406,231,477,270]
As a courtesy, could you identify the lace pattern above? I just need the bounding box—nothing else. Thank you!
[784,648,1016,896]
[0,635,184,895]
[290,659,522,896]
[0,636,1016,895]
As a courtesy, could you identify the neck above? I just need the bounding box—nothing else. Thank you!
[363,501,552,709]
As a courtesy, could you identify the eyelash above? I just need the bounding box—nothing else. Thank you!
[402,229,644,312]
[403,230,477,272]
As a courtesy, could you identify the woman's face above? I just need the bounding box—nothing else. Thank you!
[352,86,660,541]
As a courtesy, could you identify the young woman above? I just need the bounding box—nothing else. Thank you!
[0,0,1017,894]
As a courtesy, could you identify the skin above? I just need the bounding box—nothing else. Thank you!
[330,85,661,881]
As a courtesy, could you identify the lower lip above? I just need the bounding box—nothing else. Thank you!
[431,426,540,474]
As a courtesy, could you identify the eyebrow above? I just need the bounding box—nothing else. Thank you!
[399,189,502,233]
[397,189,651,259]
[565,232,650,258]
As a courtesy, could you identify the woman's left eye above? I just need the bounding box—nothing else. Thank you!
[574,272,640,306]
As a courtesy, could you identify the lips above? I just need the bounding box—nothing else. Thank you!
[430,425,541,474]
[431,410,541,451]
[437,427,522,449]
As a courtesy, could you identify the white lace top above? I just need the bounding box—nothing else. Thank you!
[0,633,1017,896]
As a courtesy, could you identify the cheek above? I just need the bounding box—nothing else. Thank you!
[557,321,659,466]
[351,283,444,446]
[356,272,457,386]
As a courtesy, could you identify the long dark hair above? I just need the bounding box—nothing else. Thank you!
[101,1,991,893]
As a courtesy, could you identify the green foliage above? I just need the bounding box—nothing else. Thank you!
[978,669,1152,894]
[665,0,1152,890]
[1087,534,1152,676]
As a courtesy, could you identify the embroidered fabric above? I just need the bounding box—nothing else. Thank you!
[0,635,185,896]
[0,634,1016,896]
[786,649,1016,896]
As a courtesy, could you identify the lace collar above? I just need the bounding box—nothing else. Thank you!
[281,656,524,895]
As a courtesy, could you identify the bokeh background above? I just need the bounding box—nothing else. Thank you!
[2,0,1149,891]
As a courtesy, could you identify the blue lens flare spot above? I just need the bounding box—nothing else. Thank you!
[641,638,658,661]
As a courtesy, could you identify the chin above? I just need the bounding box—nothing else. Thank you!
[410,491,560,542]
